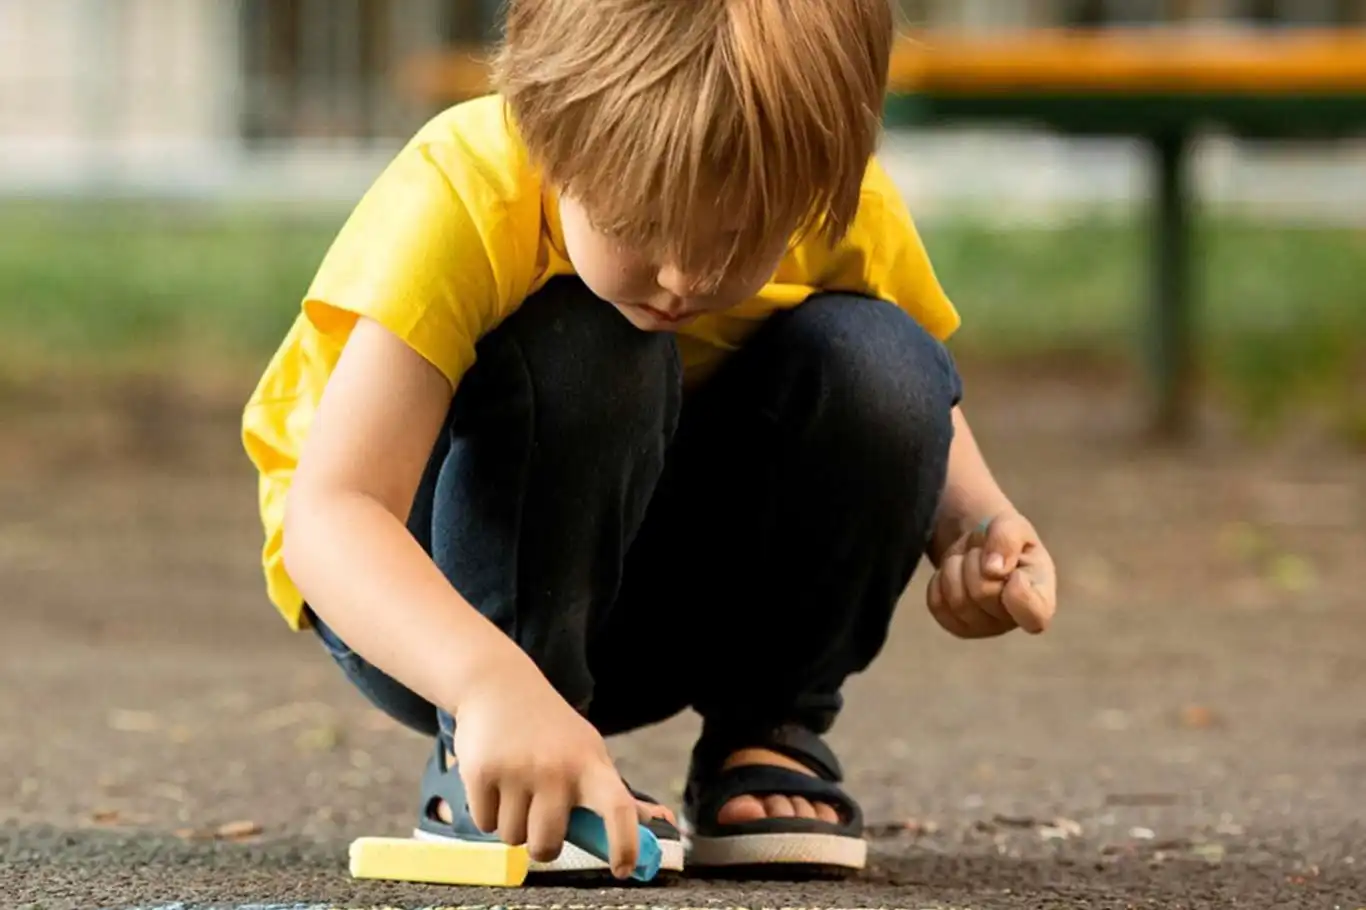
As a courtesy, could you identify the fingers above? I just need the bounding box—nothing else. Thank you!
[939,553,967,610]
[579,767,640,879]
[463,767,501,835]
[927,569,972,638]
[937,512,1057,640]
[1002,569,1054,635]
[972,512,1037,579]
[963,548,1007,620]
[496,786,532,848]
[928,567,1010,639]
[526,788,571,863]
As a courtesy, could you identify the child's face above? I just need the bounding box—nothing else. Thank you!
[559,195,789,333]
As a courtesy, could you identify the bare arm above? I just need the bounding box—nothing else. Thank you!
[282,316,643,873]
[282,317,536,713]
[925,405,1057,637]
[928,406,1016,567]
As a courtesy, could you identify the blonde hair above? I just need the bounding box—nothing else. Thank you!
[493,0,894,282]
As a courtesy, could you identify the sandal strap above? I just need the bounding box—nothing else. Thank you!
[693,765,861,832]
[693,722,845,783]
[685,723,863,839]
[415,741,498,841]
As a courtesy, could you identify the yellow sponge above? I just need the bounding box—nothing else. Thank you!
[349,836,530,887]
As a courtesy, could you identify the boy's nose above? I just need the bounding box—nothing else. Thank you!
[656,264,704,301]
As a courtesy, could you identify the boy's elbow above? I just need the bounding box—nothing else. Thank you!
[281,484,321,588]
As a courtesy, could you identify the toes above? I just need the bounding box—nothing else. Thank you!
[814,802,841,824]
[637,801,677,827]
[790,797,818,820]
[717,795,768,826]
[762,795,796,818]
[435,799,455,825]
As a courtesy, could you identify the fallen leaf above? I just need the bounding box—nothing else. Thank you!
[175,827,216,842]
[90,809,120,825]
[1178,705,1221,730]
[1038,826,1070,841]
[867,818,939,838]
[295,723,344,753]
[1267,553,1316,593]
[1130,826,1157,840]
[1053,817,1084,838]
[216,820,262,841]
[108,709,160,733]
[1193,843,1226,862]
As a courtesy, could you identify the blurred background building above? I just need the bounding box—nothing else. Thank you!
[3,0,1364,221]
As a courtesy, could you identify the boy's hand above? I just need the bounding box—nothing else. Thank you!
[927,510,1057,639]
[452,663,640,878]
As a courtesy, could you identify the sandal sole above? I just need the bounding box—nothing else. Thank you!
[683,830,866,878]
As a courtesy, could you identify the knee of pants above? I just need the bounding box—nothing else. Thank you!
[471,277,683,450]
[780,294,962,463]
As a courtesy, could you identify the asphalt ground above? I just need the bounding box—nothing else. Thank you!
[3,371,1363,910]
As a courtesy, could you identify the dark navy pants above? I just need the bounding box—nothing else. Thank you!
[310,276,962,752]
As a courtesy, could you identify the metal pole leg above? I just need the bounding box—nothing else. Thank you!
[1148,131,1197,439]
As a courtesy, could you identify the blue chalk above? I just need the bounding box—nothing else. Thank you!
[565,807,662,882]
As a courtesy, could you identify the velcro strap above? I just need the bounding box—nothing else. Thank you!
[691,764,861,838]
[695,723,844,782]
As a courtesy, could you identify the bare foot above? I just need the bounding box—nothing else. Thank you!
[714,747,842,826]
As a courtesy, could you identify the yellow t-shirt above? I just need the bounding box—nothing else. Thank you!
[242,95,961,630]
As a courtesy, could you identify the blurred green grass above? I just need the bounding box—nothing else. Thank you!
[1,201,1362,433]
[0,202,332,368]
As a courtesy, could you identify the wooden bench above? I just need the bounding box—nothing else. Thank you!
[400,28,1366,437]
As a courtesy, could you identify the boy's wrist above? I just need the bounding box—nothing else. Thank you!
[930,500,1016,566]
[440,633,548,718]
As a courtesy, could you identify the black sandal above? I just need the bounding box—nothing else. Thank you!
[682,724,865,878]
[412,741,685,880]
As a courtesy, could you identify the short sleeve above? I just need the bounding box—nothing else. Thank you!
[301,141,515,390]
[823,158,962,342]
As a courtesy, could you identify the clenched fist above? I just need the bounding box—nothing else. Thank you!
[927,510,1057,639]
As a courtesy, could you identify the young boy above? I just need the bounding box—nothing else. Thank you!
[243,0,1057,883]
